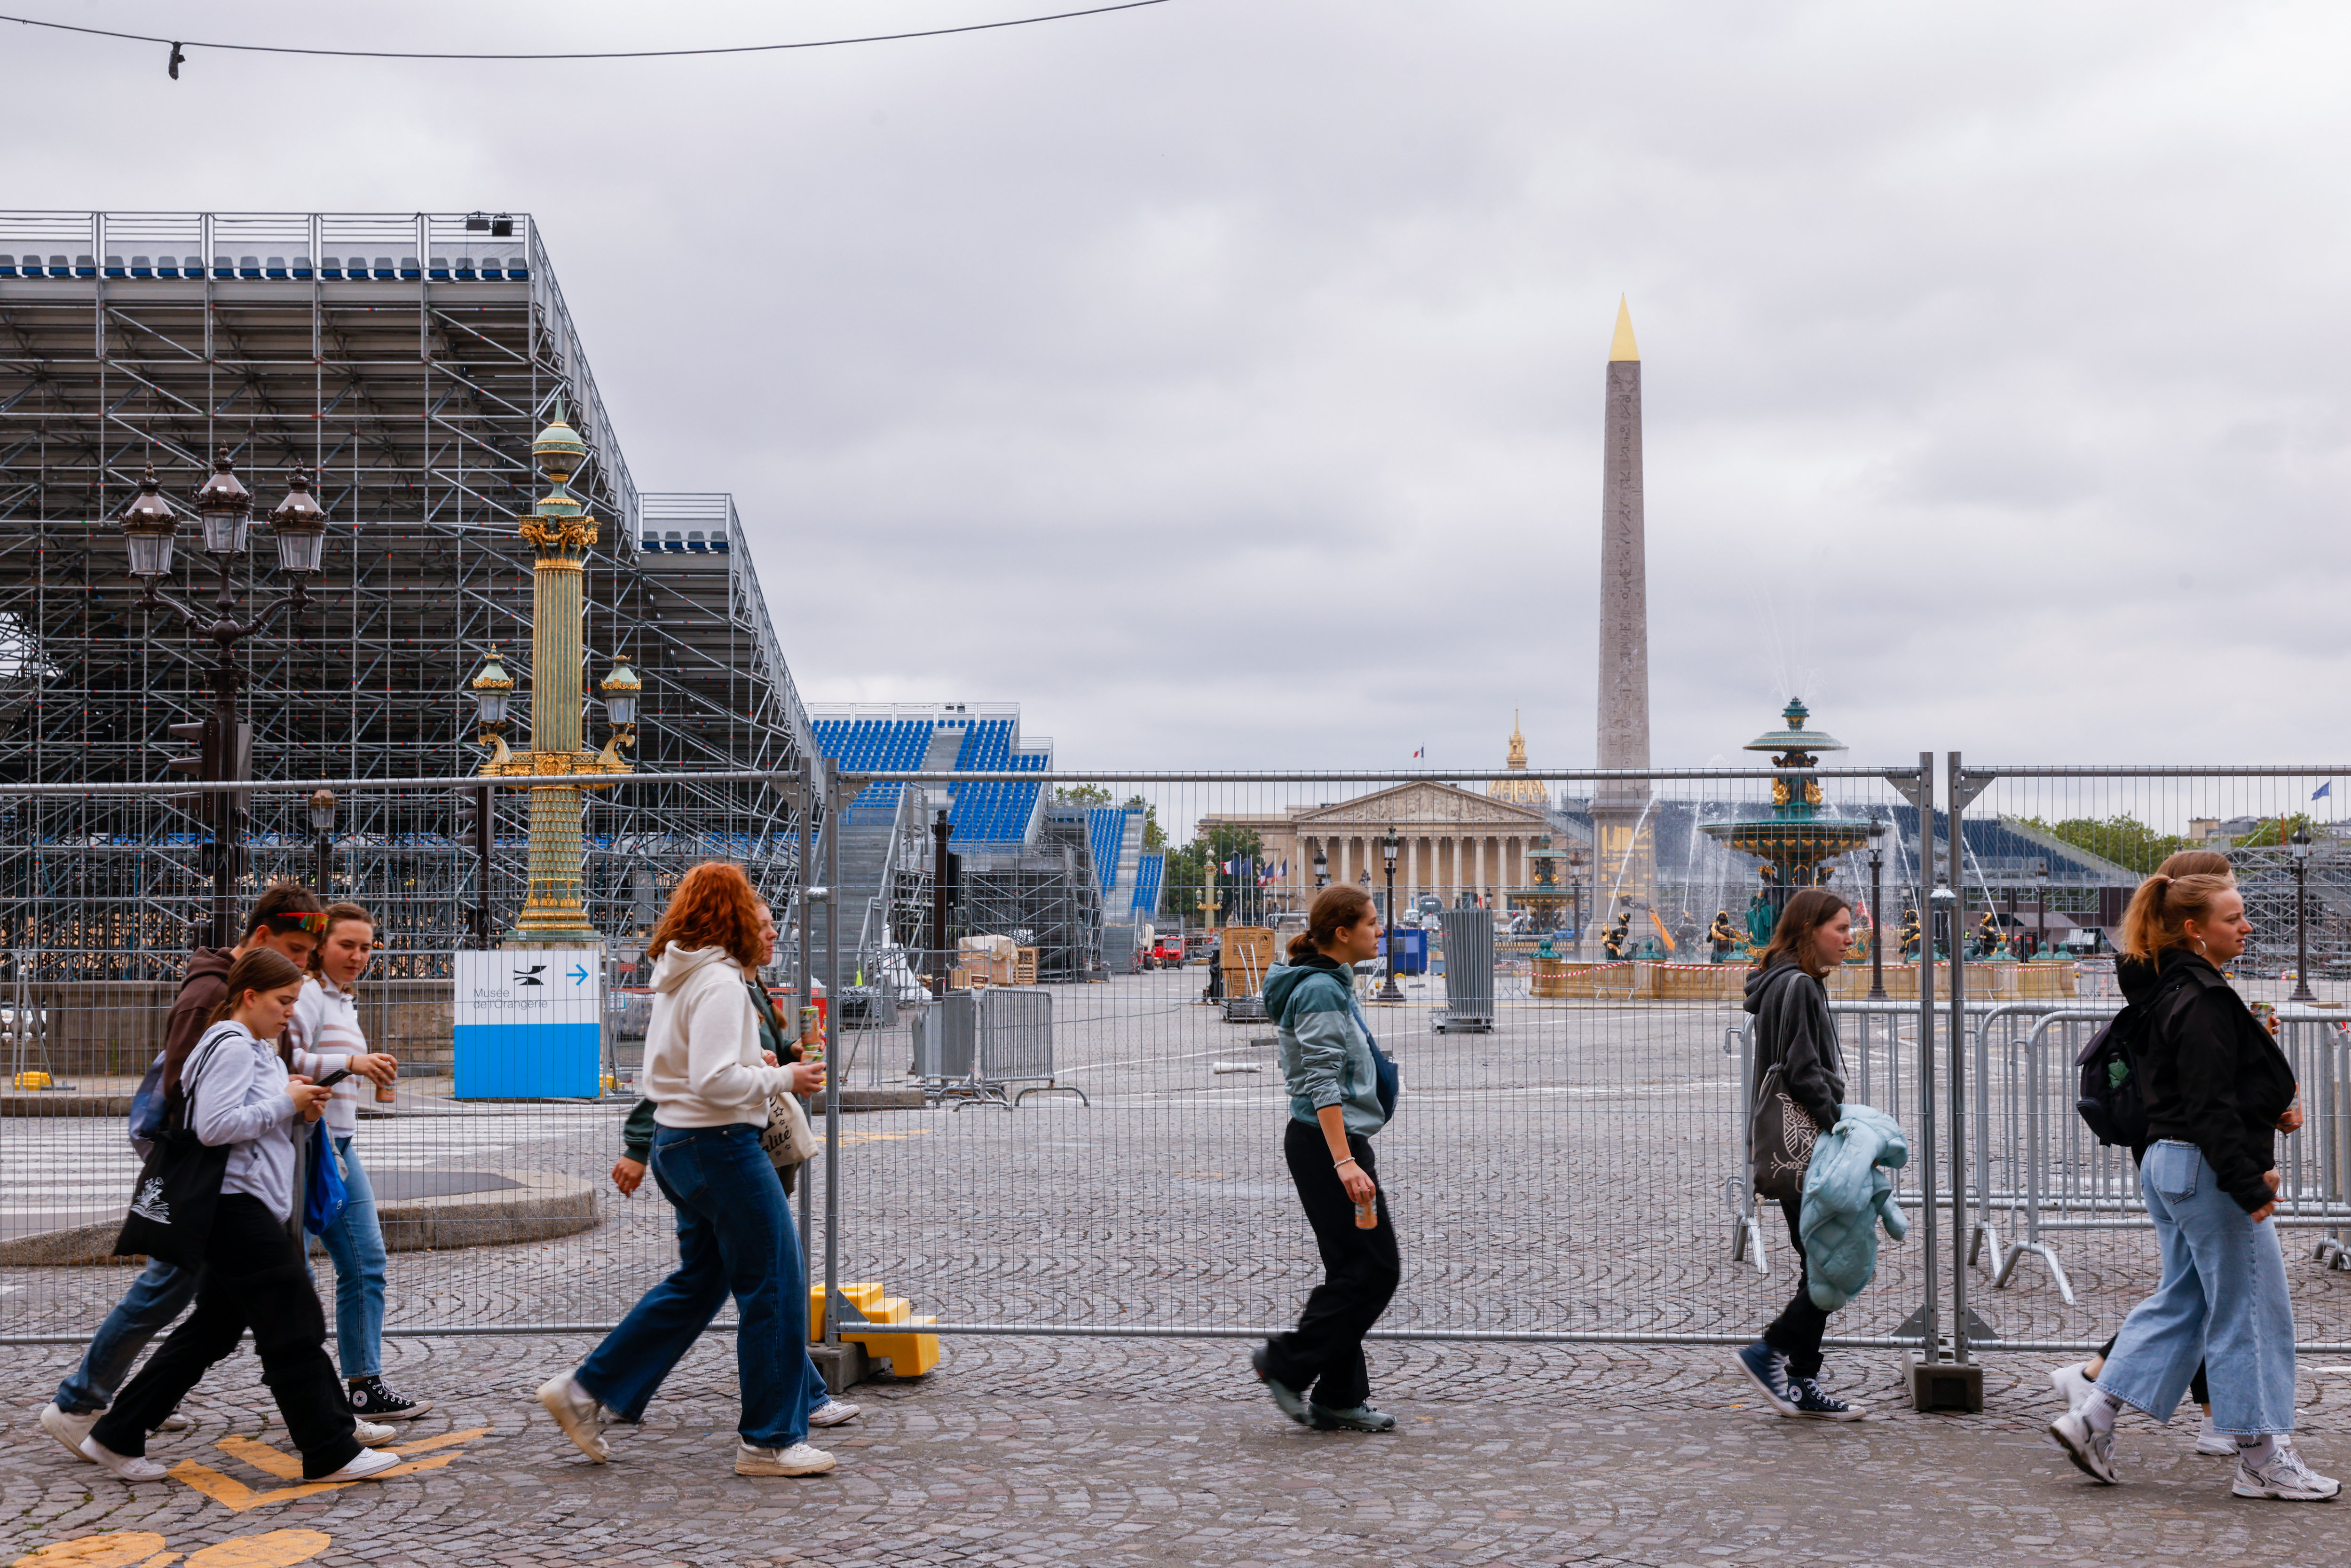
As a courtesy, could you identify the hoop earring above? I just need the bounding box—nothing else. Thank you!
[2191,936,2207,955]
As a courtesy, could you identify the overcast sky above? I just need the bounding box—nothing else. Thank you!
[13,1,2348,772]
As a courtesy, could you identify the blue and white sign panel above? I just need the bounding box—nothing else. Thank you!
[454,947,604,1099]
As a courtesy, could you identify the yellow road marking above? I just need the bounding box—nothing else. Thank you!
[12,1531,327,1568]
[831,1128,936,1147]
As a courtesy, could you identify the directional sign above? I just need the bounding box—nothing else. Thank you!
[454,948,603,1099]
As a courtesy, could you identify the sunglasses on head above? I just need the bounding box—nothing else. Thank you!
[262,911,331,935]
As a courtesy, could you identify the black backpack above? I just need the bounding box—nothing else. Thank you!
[2075,972,2190,1148]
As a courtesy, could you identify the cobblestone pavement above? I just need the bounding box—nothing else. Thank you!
[8,1333,2351,1567]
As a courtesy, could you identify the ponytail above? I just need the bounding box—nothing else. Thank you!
[1289,884,1377,961]
[2119,870,2235,964]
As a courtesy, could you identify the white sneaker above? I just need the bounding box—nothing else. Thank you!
[2233,1444,2342,1501]
[316,1444,403,1484]
[78,1435,168,1481]
[735,1441,836,1476]
[808,1398,861,1428]
[2047,1410,2120,1485]
[2050,1361,2096,1414]
[2196,1415,2238,1458]
[153,1412,192,1434]
[39,1403,98,1461]
[353,1417,399,1447]
[536,1372,611,1463]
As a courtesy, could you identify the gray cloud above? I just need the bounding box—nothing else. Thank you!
[12,0,2346,769]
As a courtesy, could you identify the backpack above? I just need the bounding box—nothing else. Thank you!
[127,1050,170,1158]
[2075,972,2191,1148]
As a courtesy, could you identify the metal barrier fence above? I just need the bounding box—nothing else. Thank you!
[5,758,2351,1373]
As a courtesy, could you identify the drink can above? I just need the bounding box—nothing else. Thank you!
[800,1004,825,1062]
[375,1060,398,1104]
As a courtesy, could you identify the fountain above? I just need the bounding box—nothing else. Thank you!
[1700,699,1875,934]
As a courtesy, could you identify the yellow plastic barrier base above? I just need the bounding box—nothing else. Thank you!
[807,1282,884,1342]
[10,1071,50,1090]
[841,1298,940,1379]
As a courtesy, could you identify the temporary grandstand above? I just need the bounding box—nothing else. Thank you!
[0,210,819,976]
[806,702,1113,981]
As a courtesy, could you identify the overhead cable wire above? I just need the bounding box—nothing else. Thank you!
[0,1,1168,71]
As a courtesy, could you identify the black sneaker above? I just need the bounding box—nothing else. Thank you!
[1308,1401,1397,1433]
[347,1376,433,1422]
[1787,1376,1866,1421]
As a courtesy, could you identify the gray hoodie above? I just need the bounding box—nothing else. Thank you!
[186,1020,303,1224]
[1744,959,1846,1134]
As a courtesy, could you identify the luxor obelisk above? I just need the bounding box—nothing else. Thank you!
[1593,298,1656,942]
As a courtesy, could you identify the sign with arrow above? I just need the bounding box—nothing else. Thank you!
[453,947,604,1099]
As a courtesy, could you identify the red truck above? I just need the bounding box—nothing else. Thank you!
[1153,930,1188,968]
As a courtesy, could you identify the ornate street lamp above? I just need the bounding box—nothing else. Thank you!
[1866,820,1888,1000]
[2290,829,2317,1003]
[2033,856,2050,963]
[1377,830,1404,1002]
[120,451,334,946]
[471,402,642,944]
[1313,846,1328,890]
[309,789,338,894]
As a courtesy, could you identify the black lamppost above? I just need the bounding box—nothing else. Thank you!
[309,789,338,896]
[2290,829,2317,1003]
[1313,846,1329,890]
[2033,856,2050,963]
[1568,848,1588,948]
[1866,819,1888,1000]
[121,453,331,947]
[1378,830,1404,1002]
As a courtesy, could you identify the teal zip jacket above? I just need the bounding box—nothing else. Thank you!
[1265,952,1389,1137]
[1799,1102,1909,1311]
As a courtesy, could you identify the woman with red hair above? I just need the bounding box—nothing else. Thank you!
[537,862,833,1478]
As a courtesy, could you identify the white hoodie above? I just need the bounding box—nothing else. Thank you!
[643,945,792,1129]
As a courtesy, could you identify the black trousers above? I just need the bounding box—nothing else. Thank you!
[1262,1120,1400,1410]
[1762,1197,1832,1380]
[92,1193,360,1479]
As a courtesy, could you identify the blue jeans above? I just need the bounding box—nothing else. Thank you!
[576,1123,811,1449]
[2099,1140,2298,1434]
[55,1257,200,1413]
[316,1135,387,1379]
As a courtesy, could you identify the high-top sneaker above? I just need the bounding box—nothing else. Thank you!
[347,1376,433,1422]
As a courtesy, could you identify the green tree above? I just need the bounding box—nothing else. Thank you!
[2231,814,2322,849]
[2017,814,2189,874]
[1161,824,1265,924]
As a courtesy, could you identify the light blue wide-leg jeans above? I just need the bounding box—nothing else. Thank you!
[2098,1140,2297,1434]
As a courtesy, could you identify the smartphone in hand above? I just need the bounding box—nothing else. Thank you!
[312,1067,353,1090]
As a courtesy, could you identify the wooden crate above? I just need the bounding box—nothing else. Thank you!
[1220,927,1278,997]
[1014,946,1039,985]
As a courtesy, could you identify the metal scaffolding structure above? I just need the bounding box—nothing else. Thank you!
[0,211,816,977]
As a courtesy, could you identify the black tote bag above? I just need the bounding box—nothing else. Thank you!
[1749,1063,1821,1206]
[112,1032,235,1269]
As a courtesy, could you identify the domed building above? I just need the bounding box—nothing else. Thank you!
[1487,712,1550,808]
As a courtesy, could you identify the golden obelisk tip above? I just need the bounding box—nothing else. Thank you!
[1609,296,1640,362]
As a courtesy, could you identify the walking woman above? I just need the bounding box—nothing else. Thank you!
[538,862,834,1477]
[1734,887,1866,1420]
[2050,850,2242,1458]
[1252,884,1401,1433]
[81,949,400,1483]
[2047,870,2335,1499]
[291,902,434,1422]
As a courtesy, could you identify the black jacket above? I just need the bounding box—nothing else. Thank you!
[2138,948,2296,1214]
[1745,959,1845,1133]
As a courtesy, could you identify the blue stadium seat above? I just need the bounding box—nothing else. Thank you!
[104,255,126,278]
[75,254,97,277]
[455,257,477,280]
[664,531,684,552]
[292,256,313,279]
[0,255,17,277]
[238,256,261,278]
[429,256,451,281]
[212,255,234,278]
[400,256,422,280]
[686,531,708,553]
[49,255,71,277]
[372,257,395,280]
[265,256,287,279]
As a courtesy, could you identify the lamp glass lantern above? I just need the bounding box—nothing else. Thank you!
[1312,847,1329,887]
[600,655,641,730]
[194,451,252,555]
[469,651,513,731]
[118,466,179,579]
[2291,828,2313,863]
[308,788,338,835]
[1382,833,1399,874]
[265,467,328,575]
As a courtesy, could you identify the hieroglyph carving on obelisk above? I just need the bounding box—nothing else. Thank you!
[1593,298,1657,930]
